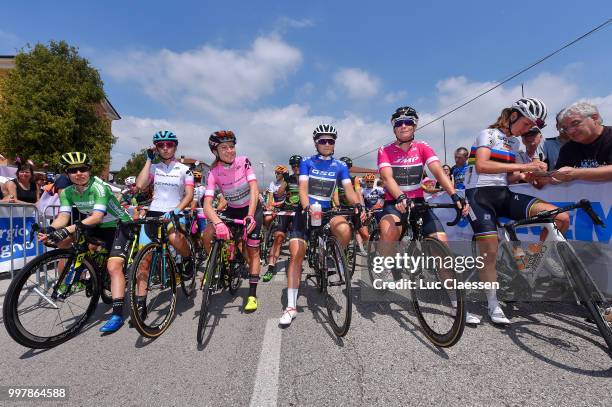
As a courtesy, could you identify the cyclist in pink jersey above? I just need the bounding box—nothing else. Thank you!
[202,130,262,312]
[377,106,475,322]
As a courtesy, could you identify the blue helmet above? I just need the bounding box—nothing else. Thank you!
[153,130,178,144]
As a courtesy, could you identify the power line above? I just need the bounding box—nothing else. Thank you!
[353,18,612,162]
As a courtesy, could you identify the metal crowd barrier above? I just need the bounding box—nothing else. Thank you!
[0,202,45,279]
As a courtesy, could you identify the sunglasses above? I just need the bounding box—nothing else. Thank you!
[66,166,91,174]
[393,119,417,128]
[155,141,177,149]
[316,138,336,145]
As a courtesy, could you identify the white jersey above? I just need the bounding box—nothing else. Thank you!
[465,128,520,189]
[194,185,206,207]
[148,160,194,212]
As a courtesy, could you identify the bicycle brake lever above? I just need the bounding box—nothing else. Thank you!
[580,200,605,227]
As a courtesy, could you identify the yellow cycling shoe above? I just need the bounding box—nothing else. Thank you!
[244,296,258,312]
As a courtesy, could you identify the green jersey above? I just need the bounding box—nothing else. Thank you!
[60,176,131,228]
[284,174,300,207]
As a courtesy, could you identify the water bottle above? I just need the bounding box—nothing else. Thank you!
[311,202,322,227]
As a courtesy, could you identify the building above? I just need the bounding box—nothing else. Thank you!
[0,55,120,179]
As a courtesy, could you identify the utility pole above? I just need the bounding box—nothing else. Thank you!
[442,119,447,165]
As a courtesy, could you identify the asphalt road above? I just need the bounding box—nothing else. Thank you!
[1,254,611,407]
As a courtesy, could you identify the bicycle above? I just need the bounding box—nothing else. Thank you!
[464,199,612,354]
[197,214,249,345]
[367,201,466,347]
[3,222,136,349]
[305,208,359,337]
[127,212,201,338]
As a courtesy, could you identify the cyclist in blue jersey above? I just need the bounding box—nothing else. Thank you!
[279,124,365,326]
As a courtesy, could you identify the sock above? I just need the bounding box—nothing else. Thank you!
[249,276,259,297]
[112,297,124,317]
[486,289,498,309]
[287,288,298,309]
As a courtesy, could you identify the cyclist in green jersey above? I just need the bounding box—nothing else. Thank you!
[334,157,369,252]
[263,155,302,282]
[37,152,134,333]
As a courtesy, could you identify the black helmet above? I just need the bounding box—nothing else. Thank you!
[339,156,353,168]
[208,130,237,152]
[391,106,419,125]
[289,155,303,166]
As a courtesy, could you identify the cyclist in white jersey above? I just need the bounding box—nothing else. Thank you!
[136,130,195,281]
[465,98,570,324]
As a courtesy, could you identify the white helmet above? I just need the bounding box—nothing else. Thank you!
[512,98,547,129]
[124,176,136,186]
[313,124,338,140]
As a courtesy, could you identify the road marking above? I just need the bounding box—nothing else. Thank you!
[250,318,281,407]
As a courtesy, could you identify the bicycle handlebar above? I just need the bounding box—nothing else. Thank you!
[506,199,605,229]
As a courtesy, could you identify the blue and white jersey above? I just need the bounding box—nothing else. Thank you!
[299,155,351,209]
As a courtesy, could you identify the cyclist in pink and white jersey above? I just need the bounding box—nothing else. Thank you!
[377,106,474,321]
[202,130,262,312]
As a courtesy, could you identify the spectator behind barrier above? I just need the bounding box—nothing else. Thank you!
[451,147,469,190]
[2,160,39,204]
[541,110,571,170]
[539,102,612,185]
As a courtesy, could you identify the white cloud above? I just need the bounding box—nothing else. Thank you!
[384,90,408,104]
[334,68,380,100]
[104,35,302,112]
[276,17,314,31]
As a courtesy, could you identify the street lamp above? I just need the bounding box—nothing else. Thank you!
[259,161,265,188]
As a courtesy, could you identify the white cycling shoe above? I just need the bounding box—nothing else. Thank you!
[488,305,510,325]
[466,312,481,325]
[279,307,297,326]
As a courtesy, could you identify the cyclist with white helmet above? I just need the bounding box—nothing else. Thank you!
[120,175,148,207]
[280,124,365,326]
[202,130,263,312]
[135,130,195,286]
[465,98,570,324]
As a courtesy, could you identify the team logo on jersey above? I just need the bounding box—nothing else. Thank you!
[311,168,336,177]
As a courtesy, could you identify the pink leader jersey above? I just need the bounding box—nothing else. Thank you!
[205,156,257,208]
[377,141,440,200]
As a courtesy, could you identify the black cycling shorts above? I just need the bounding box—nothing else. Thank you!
[465,186,540,239]
[381,198,444,236]
[87,224,135,261]
[221,203,264,247]
[272,206,298,235]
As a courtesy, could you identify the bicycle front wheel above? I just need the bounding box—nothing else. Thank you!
[129,242,178,338]
[3,249,100,349]
[410,237,465,347]
[325,236,352,337]
[198,241,221,345]
[557,242,612,355]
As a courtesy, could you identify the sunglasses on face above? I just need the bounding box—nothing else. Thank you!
[393,119,417,128]
[155,141,177,149]
[316,138,336,145]
[66,166,91,174]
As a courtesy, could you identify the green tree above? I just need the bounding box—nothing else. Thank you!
[114,149,151,184]
[0,40,115,174]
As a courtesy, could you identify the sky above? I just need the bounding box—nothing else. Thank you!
[1,1,611,182]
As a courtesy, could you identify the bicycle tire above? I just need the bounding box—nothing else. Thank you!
[179,238,198,298]
[347,228,357,279]
[100,268,113,305]
[129,242,177,338]
[228,250,244,295]
[366,229,380,285]
[557,242,612,355]
[197,241,220,344]
[411,237,465,347]
[3,249,100,349]
[325,236,352,337]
